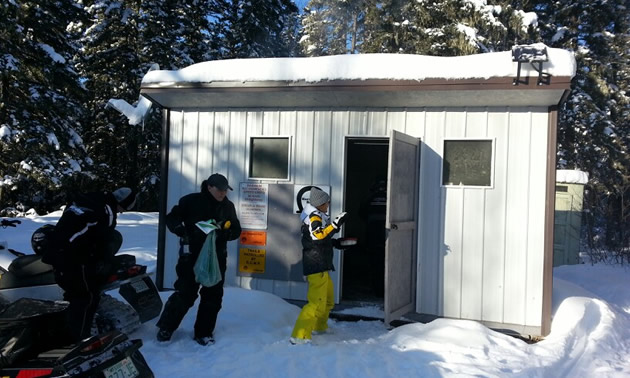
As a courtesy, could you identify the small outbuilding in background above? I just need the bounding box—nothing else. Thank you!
[554,169,589,266]
[140,43,576,337]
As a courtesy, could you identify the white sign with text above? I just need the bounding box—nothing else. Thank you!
[239,182,269,229]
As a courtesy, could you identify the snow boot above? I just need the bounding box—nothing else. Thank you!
[157,328,173,342]
[289,337,312,345]
[194,335,215,346]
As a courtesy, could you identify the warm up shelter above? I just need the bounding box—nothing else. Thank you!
[141,44,576,337]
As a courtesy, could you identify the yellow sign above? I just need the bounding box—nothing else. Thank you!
[239,247,266,274]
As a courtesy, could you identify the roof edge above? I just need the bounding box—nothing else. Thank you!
[141,76,573,92]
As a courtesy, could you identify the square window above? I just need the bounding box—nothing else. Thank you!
[249,137,290,179]
[442,140,493,187]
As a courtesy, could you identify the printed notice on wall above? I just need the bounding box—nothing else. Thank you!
[240,230,267,246]
[239,247,266,274]
[239,182,268,229]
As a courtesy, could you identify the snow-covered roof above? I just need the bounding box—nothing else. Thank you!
[140,44,576,109]
[142,45,575,85]
[556,170,589,185]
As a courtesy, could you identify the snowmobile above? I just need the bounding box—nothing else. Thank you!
[0,218,161,375]
[0,218,163,330]
[1,299,154,377]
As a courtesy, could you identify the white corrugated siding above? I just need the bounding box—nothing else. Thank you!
[416,108,549,329]
[165,107,549,329]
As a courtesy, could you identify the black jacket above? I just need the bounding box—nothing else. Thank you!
[300,204,338,276]
[43,191,119,265]
[166,187,241,258]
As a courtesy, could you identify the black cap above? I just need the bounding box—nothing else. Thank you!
[207,173,233,191]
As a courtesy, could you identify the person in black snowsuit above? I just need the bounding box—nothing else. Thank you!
[42,187,137,343]
[156,173,241,346]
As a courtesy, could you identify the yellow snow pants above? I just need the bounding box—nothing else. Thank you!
[291,271,334,340]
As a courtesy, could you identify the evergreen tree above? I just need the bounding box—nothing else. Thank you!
[0,0,90,214]
[209,0,299,59]
[361,0,404,53]
[363,0,534,55]
[281,5,303,57]
[178,0,216,63]
[140,0,212,69]
[534,0,630,251]
[76,0,160,210]
[299,0,368,56]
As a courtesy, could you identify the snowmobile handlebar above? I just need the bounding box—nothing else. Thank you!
[1,219,21,228]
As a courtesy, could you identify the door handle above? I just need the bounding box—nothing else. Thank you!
[390,223,398,230]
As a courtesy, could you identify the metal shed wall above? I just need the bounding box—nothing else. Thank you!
[417,109,549,332]
[164,106,550,330]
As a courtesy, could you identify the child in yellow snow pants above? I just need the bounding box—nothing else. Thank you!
[290,187,348,344]
[291,271,334,340]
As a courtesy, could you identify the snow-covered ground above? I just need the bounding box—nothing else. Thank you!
[2,212,629,377]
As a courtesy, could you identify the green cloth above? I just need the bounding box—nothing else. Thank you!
[194,219,222,287]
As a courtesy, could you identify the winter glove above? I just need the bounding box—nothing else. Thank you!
[332,212,348,230]
[215,220,232,237]
[172,224,186,238]
[218,220,231,231]
[170,223,190,246]
[333,237,358,249]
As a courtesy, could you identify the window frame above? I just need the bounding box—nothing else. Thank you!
[440,138,496,189]
[247,135,292,181]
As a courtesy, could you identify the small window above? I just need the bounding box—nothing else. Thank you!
[442,139,493,187]
[249,137,290,179]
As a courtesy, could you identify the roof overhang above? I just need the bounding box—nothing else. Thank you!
[141,77,573,109]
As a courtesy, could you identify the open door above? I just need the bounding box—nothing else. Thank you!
[342,138,389,303]
[384,130,420,325]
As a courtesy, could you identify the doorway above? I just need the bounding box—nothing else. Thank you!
[342,138,389,303]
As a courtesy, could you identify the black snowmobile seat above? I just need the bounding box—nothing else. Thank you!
[8,255,52,277]
[113,254,136,269]
[6,253,136,281]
